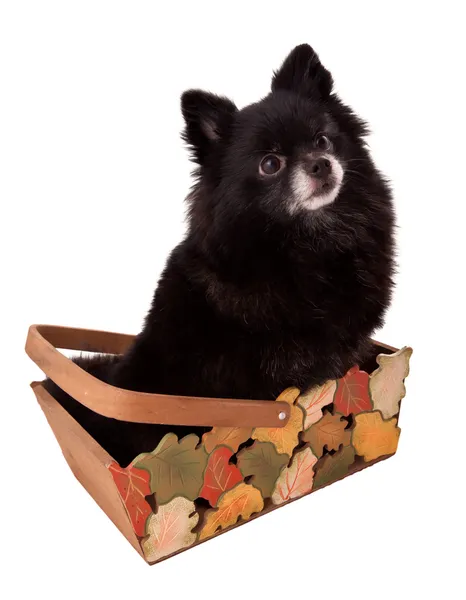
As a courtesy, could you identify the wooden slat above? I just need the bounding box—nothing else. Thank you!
[32,382,144,558]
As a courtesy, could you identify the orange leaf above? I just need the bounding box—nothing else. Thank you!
[271,447,318,505]
[199,447,243,507]
[302,412,351,457]
[370,347,413,418]
[202,427,252,454]
[352,411,400,462]
[333,366,372,416]
[142,497,198,562]
[199,483,264,540]
[108,461,153,536]
[252,387,304,456]
[298,380,336,429]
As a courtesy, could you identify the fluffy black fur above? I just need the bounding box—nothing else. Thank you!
[45,45,394,466]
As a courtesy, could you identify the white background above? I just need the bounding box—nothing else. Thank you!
[1,2,465,599]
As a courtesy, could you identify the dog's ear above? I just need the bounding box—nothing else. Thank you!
[272,44,333,99]
[181,90,237,165]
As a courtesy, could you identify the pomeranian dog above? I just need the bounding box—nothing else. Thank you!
[45,44,394,465]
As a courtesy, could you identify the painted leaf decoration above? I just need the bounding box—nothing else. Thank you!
[370,347,413,419]
[108,461,153,536]
[301,411,351,457]
[313,445,356,490]
[199,447,243,507]
[252,387,304,456]
[133,433,208,505]
[333,366,372,416]
[202,427,253,454]
[298,380,337,429]
[237,441,289,498]
[352,411,400,462]
[271,447,318,505]
[142,497,198,562]
[199,483,264,541]
[271,387,301,405]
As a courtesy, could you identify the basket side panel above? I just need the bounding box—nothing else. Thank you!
[32,383,144,559]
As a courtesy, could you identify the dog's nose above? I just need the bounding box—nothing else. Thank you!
[309,157,332,179]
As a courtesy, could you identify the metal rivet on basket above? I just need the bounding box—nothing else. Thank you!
[278,411,287,420]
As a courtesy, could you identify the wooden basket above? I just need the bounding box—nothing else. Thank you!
[26,324,412,565]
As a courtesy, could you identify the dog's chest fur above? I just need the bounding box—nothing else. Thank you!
[113,214,391,400]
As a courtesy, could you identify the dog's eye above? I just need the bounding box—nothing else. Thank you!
[315,134,331,151]
[260,154,283,176]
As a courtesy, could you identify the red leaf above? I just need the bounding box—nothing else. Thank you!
[333,366,373,416]
[108,462,153,536]
[199,447,243,507]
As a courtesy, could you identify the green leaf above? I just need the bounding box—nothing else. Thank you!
[132,433,208,504]
[237,441,289,497]
[313,445,356,490]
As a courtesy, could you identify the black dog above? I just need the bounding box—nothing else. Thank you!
[46,44,394,466]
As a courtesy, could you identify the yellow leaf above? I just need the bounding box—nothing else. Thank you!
[352,411,400,462]
[252,387,304,456]
[142,497,198,562]
[271,447,318,505]
[298,379,337,429]
[199,483,264,540]
[274,387,301,404]
[202,427,253,454]
[370,347,413,419]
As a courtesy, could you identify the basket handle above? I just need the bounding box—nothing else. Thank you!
[25,324,290,428]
